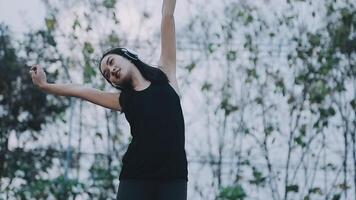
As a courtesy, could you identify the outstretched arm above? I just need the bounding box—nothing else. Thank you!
[159,0,177,79]
[29,64,122,111]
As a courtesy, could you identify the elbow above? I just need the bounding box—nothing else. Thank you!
[162,11,174,17]
[161,0,176,16]
[161,6,175,17]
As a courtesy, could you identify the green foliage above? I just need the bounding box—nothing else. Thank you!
[185,61,196,72]
[87,155,120,199]
[0,24,68,134]
[208,42,217,53]
[220,94,238,116]
[249,167,266,186]
[275,78,286,96]
[226,50,237,61]
[350,99,356,110]
[107,31,121,44]
[72,18,81,30]
[217,184,246,200]
[45,17,56,31]
[4,148,86,199]
[82,41,96,83]
[309,80,330,104]
[286,184,299,193]
[83,42,94,55]
[1,0,355,199]
[103,0,117,9]
[0,23,73,200]
[331,193,341,200]
[308,187,322,195]
[201,81,212,91]
[246,68,258,79]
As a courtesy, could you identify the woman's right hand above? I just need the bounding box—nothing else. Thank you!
[29,64,47,89]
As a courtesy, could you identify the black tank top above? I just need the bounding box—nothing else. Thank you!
[118,81,188,181]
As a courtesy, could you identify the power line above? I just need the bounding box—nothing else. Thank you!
[9,147,353,171]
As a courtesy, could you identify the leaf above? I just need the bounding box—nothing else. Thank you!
[108,32,120,44]
[201,82,212,91]
[220,97,238,116]
[265,125,273,136]
[246,68,258,79]
[300,124,307,136]
[307,32,321,46]
[244,14,253,25]
[217,184,247,200]
[350,99,356,110]
[208,43,215,53]
[294,136,306,148]
[310,80,330,104]
[226,50,237,61]
[308,187,322,195]
[337,182,350,190]
[95,132,103,140]
[45,18,56,31]
[255,97,263,105]
[83,61,96,83]
[294,73,308,85]
[331,193,341,200]
[83,42,94,55]
[72,18,81,30]
[103,0,117,9]
[286,184,299,193]
[249,167,266,186]
[287,95,295,104]
[185,62,196,72]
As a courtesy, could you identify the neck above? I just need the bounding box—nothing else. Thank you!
[131,67,151,91]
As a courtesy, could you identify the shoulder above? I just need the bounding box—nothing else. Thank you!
[158,66,182,99]
[118,89,132,113]
[168,78,182,99]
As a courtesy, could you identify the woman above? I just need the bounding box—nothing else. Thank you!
[29,0,188,199]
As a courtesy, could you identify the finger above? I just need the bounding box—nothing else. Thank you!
[31,64,38,70]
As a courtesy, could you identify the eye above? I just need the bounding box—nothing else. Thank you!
[109,58,114,66]
[104,70,110,79]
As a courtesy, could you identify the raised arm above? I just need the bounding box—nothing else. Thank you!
[159,0,177,78]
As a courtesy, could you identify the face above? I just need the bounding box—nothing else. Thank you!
[100,54,134,86]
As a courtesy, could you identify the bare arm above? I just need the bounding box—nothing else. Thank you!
[41,83,122,111]
[159,0,182,98]
[159,0,177,78]
[29,64,122,111]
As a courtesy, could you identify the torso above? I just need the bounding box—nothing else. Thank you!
[118,81,188,181]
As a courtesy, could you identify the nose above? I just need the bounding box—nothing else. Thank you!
[111,68,116,74]
[110,67,120,76]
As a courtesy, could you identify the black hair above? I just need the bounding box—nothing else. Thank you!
[98,47,169,91]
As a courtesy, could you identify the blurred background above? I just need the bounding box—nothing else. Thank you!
[0,0,355,199]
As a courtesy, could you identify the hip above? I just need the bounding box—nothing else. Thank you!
[116,179,187,200]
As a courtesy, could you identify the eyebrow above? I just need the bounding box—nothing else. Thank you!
[102,56,112,78]
[106,56,112,66]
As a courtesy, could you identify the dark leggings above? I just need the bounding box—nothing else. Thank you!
[116,179,187,200]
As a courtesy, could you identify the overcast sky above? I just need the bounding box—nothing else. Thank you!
[0,0,46,37]
[0,0,195,38]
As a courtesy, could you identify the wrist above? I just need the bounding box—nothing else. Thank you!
[39,82,49,90]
